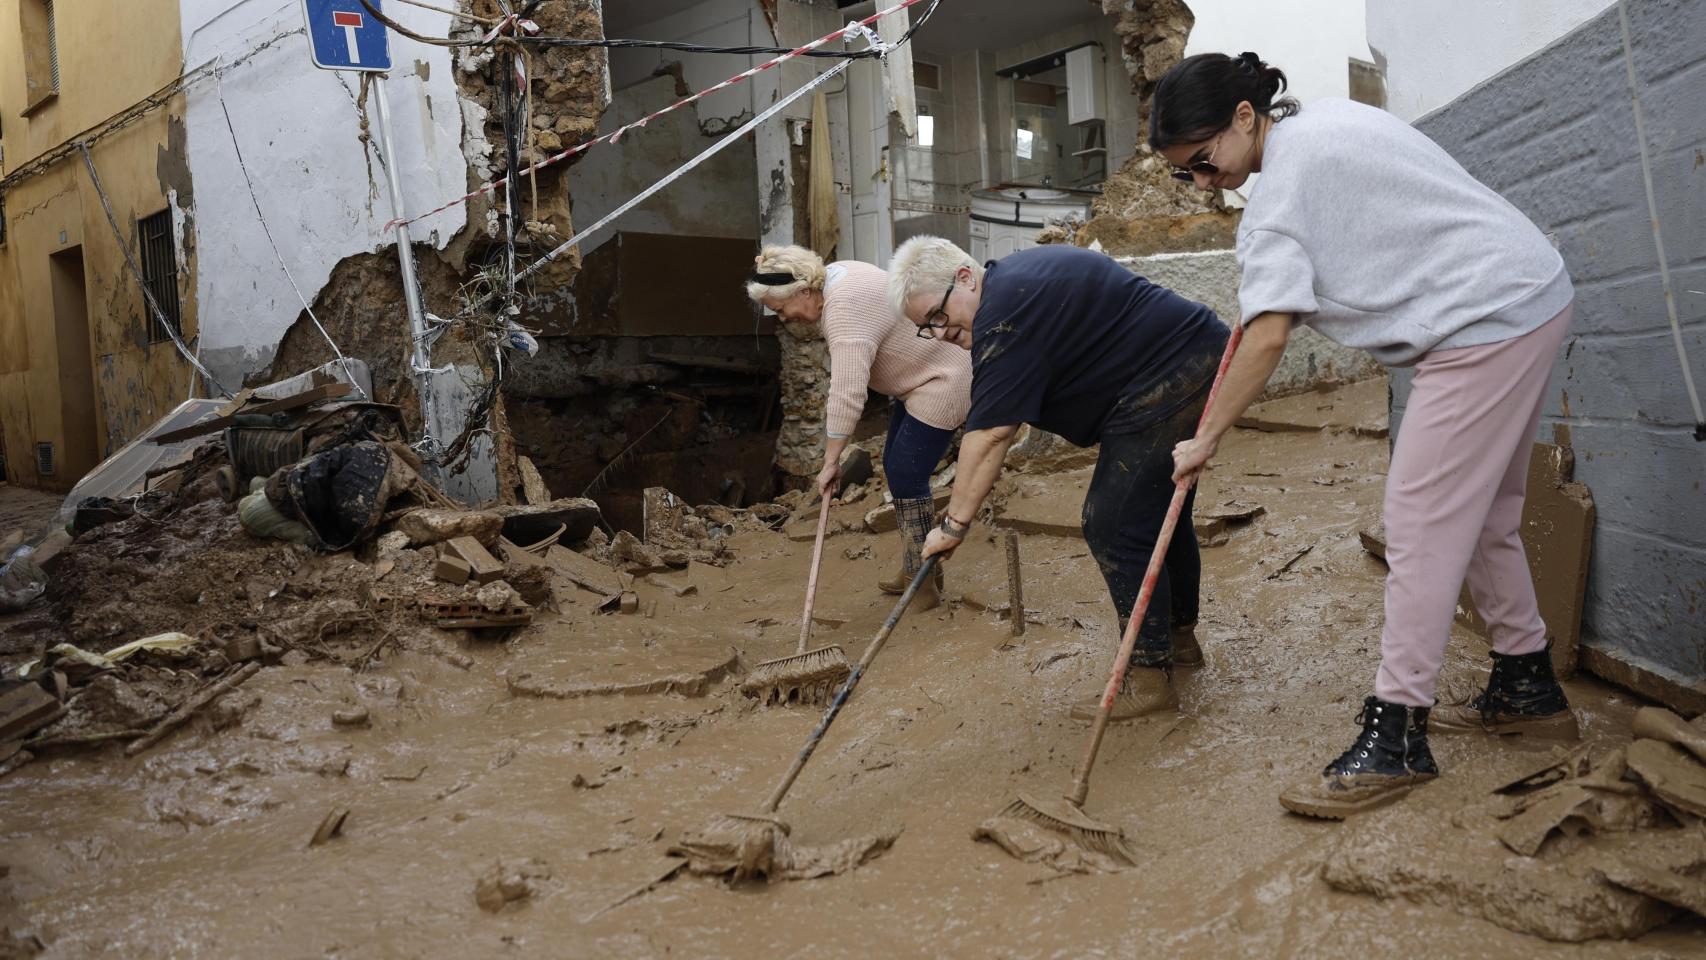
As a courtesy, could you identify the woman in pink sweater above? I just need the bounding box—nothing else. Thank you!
[748,245,972,609]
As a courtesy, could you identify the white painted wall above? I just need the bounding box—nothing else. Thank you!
[1367,0,1612,121]
[180,0,471,386]
[1184,0,1372,111]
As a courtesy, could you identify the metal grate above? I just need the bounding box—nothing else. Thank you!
[137,209,181,343]
[45,0,59,92]
[36,442,55,476]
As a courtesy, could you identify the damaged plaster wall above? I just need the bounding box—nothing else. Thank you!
[179,0,471,390]
[1388,0,1706,700]
[568,69,760,256]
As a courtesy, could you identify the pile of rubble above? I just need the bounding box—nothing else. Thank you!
[1324,706,1706,941]
[0,364,814,779]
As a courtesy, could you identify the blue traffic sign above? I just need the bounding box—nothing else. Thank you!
[302,0,392,72]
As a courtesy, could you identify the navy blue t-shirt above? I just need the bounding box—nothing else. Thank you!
[965,246,1228,447]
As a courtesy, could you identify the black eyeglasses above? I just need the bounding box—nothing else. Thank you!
[1169,131,1225,183]
[915,279,956,339]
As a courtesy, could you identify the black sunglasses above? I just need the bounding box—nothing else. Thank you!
[1169,131,1226,183]
[915,278,956,339]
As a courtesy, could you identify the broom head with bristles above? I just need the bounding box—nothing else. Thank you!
[670,812,791,883]
[738,645,851,706]
[997,792,1137,865]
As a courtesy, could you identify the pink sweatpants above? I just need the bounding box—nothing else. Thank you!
[1375,303,1574,707]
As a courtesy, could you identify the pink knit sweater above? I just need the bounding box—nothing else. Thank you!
[821,261,972,438]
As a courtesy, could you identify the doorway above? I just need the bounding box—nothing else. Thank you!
[49,246,98,487]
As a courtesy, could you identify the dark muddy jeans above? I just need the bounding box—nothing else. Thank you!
[884,400,955,500]
[1080,393,1208,667]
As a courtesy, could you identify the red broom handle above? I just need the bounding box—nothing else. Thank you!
[1068,323,1245,807]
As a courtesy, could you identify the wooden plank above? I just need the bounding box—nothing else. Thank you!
[150,382,354,445]
[0,683,61,743]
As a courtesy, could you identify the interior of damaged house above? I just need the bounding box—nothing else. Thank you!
[1,0,1704,954]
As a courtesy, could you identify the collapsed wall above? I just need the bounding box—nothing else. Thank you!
[258,1,609,505]
[1081,0,1240,257]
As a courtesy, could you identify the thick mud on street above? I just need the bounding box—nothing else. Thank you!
[2,378,1702,958]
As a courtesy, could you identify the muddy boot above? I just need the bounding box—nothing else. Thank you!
[1279,696,1439,820]
[878,497,940,610]
[1432,648,1579,739]
[1070,666,1177,722]
[1169,622,1203,667]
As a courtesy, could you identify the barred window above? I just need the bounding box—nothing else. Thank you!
[137,209,182,343]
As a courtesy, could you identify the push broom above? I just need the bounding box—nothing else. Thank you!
[995,324,1244,864]
[738,495,851,705]
[677,556,939,882]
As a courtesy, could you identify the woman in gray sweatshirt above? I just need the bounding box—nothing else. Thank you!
[1148,52,1578,820]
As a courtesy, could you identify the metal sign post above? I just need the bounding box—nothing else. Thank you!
[301,0,438,456]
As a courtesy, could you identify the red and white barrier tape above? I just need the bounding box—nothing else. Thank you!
[381,0,926,231]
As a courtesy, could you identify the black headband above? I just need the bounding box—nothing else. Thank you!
[751,271,796,286]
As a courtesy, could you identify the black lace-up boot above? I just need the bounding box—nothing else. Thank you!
[1432,648,1579,739]
[1279,696,1439,819]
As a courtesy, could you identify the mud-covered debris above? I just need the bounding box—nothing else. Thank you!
[500,562,554,607]
[474,858,552,912]
[0,682,62,742]
[973,816,1129,875]
[395,509,502,548]
[1626,738,1706,819]
[672,823,898,883]
[545,545,621,597]
[68,675,167,730]
[309,807,350,847]
[444,537,504,585]
[611,531,668,574]
[435,553,472,585]
[206,689,261,731]
[331,706,370,727]
[1598,858,1706,919]
[375,530,411,558]
[475,581,523,614]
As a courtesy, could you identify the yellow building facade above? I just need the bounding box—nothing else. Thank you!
[0,0,197,492]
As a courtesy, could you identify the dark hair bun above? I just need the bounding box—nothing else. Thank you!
[1235,52,1287,104]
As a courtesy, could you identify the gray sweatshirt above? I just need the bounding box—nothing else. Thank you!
[1235,98,1572,366]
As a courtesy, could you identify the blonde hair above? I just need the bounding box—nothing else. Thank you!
[745,245,827,304]
[887,235,980,317]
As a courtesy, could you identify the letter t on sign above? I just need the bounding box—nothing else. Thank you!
[332,10,364,64]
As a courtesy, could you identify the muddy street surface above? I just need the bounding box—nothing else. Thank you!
[2,378,1701,958]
